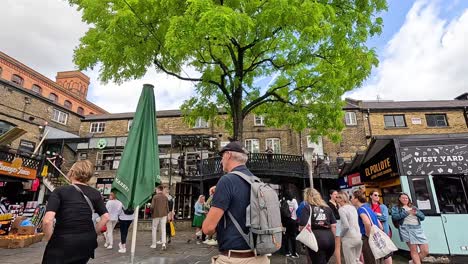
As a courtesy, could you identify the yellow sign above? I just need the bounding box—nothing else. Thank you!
[0,158,37,180]
[364,157,397,180]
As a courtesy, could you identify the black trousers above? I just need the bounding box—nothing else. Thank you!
[307,229,335,264]
[284,219,298,254]
[119,219,132,244]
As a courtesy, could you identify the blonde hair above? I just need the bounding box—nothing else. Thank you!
[198,195,205,203]
[303,188,328,207]
[337,191,350,205]
[68,160,94,183]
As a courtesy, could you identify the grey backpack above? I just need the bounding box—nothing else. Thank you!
[227,171,283,255]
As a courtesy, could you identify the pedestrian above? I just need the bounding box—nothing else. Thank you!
[369,190,392,264]
[191,195,207,244]
[42,160,110,264]
[202,141,269,264]
[299,188,337,264]
[391,193,428,264]
[336,191,362,264]
[327,189,341,264]
[118,206,134,253]
[351,190,384,264]
[164,186,175,244]
[283,192,299,258]
[104,192,122,249]
[150,185,169,250]
[204,186,218,246]
[265,146,273,163]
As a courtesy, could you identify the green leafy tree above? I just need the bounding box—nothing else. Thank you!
[70,0,386,141]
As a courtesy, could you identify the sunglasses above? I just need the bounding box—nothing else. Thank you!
[372,194,380,197]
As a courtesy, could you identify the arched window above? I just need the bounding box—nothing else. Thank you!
[64,100,72,109]
[0,120,15,136]
[77,107,84,115]
[49,93,58,103]
[11,74,24,86]
[31,84,42,95]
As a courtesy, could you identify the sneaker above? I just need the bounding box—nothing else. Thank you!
[162,244,166,251]
[202,239,210,244]
[118,245,126,253]
[150,244,157,249]
[156,240,163,245]
[285,253,292,257]
[104,242,109,248]
[206,240,218,246]
[291,253,299,259]
[106,245,113,249]
[196,241,201,245]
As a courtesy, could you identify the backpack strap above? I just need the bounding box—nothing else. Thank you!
[227,211,254,250]
[230,171,261,184]
[72,184,95,215]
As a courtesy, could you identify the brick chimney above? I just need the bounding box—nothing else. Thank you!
[55,71,90,99]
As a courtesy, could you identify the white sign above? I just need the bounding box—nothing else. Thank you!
[411,118,422,125]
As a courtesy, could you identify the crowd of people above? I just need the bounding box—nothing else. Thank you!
[39,142,431,264]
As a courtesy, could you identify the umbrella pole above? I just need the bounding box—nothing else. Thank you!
[130,205,140,261]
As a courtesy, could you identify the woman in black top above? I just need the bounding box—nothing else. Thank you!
[327,189,341,264]
[300,188,337,264]
[42,160,109,264]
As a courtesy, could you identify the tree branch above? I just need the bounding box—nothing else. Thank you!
[242,81,292,115]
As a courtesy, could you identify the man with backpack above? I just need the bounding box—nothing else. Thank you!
[203,141,282,264]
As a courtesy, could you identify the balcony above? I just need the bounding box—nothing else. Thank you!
[0,147,42,181]
[312,156,350,179]
[182,153,309,181]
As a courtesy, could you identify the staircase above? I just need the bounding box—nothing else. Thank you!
[43,158,70,192]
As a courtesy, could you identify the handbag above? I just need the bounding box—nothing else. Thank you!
[169,221,176,237]
[296,205,318,252]
[363,207,398,259]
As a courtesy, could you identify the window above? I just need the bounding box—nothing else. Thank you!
[384,115,406,128]
[77,107,84,115]
[90,122,106,133]
[426,114,448,127]
[52,109,68,125]
[265,138,281,153]
[64,100,72,109]
[0,121,15,136]
[307,136,324,156]
[49,93,58,103]
[345,112,357,126]
[193,117,208,128]
[95,149,122,170]
[408,176,436,215]
[245,139,260,153]
[128,120,133,131]
[31,84,42,95]
[254,115,265,126]
[11,74,24,86]
[433,176,468,214]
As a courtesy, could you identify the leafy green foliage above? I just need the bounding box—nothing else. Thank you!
[70,0,387,141]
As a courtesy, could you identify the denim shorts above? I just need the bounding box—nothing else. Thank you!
[399,224,428,244]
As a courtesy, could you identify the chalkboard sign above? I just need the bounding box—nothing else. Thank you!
[401,144,468,176]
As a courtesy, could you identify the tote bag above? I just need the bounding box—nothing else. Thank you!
[296,205,318,252]
[363,208,398,259]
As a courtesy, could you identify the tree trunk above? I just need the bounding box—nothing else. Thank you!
[231,95,244,142]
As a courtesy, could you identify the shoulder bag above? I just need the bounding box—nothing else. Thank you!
[296,205,319,252]
[363,207,398,259]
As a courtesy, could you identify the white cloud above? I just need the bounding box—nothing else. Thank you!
[349,0,468,101]
[0,0,196,113]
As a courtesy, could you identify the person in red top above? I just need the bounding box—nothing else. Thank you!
[369,190,392,264]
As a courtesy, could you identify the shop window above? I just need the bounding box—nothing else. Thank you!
[31,84,42,95]
[433,176,468,214]
[245,139,260,153]
[90,122,106,133]
[49,93,58,103]
[64,100,72,110]
[52,109,68,125]
[426,114,448,127]
[11,74,24,86]
[95,149,122,170]
[193,117,208,128]
[0,120,15,136]
[408,176,436,215]
[345,112,357,126]
[254,115,265,126]
[265,138,281,153]
[77,107,84,115]
[384,115,406,128]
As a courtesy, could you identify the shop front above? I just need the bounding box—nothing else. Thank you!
[344,134,468,256]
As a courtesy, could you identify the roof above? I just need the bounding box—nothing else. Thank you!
[44,126,80,140]
[360,100,468,110]
[83,110,184,121]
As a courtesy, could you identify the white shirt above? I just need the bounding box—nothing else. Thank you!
[403,205,419,225]
[106,199,123,221]
[338,204,361,238]
[118,208,135,221]
[287,199,299,220]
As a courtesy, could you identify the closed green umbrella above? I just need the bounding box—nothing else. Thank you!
[111,84,160,258]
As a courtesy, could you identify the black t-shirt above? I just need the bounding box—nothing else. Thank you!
[327,201,340,220]
[46,184,107,235]
[211,165,252,251]
[299,204,337,230]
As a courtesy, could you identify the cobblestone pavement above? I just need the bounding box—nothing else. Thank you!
[0,230,409,264]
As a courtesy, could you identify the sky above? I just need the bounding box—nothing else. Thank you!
[1,0,467,113]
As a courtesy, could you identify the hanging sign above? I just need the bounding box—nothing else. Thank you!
[0,158,37,180]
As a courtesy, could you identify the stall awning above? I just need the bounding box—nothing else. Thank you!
[44,126,79,140]
[0,128,27,146]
